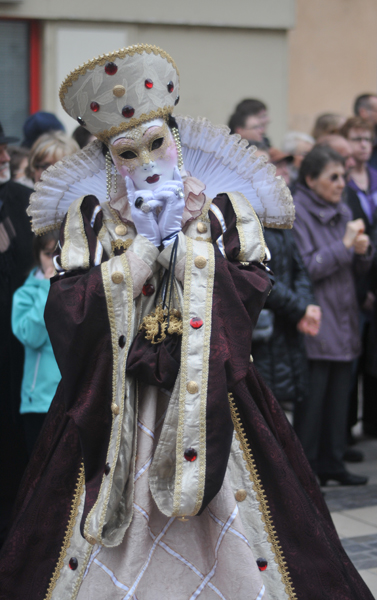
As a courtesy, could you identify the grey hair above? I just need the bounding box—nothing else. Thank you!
[282,131,315,154]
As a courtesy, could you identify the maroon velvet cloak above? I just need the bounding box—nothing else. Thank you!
[0,194,373,600]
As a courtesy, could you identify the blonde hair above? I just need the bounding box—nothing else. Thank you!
[27,131,79,180]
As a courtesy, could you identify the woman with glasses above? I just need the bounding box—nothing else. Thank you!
[292,145,372,486]
[27,131,79,184]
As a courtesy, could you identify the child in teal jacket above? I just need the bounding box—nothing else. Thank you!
[12,231,60,454]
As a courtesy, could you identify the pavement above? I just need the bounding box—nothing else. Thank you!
[322,434,377,597]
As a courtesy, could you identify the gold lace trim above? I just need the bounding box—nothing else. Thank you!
[111,238,133,253]
[228,192,266,263]
[173,237,193,515]
[198,197,213,224]
[44,463,85,600]
[193,242,214,515]
[60,197,90,271]
[95,106,173,144]
[228,393,297,599]
[59,44,179,103]
[139,305,182,344]
[227,192,247,262]
[97,253,134,543]
[34,222,61,236]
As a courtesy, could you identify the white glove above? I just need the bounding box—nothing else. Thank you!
[155,168,185,247]
[125,177,162,247]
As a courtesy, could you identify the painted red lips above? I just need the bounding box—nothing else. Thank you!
[146,174,160,184]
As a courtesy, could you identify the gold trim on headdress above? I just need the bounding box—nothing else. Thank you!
[59,44,180,144]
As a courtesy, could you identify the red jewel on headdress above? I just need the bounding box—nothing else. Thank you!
[256,558,268,571]
[184,448,197,462]
[90,102,100,112]
[145,79,153,89]
[105,62,118,75]
[190,317,203,329]
[122,106,135,118]
[167,81,174,93]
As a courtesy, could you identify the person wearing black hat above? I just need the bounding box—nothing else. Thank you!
[0,122,33,549]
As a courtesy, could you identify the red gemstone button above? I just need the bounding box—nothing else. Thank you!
[256,558,268,571]
[167,81,174,93]
[184,448,197,462]
[105,62,118,75]
[190,317,203,329]
[122,105,135,118]
[69,557,78,570]
[90,101,100,112]
[142,284,155,297]
[145,79,153,89]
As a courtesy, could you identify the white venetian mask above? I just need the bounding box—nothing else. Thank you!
[109,118,178,191]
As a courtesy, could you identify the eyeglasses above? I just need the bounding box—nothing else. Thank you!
[349,137,373,143]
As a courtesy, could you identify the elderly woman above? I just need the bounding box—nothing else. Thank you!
[293,145,372,486]
[27,131,79,184]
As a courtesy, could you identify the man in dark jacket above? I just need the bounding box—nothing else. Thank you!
[0,122,33,548]
[253,228,320,408]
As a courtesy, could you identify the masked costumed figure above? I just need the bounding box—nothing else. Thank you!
[0,45,373,600]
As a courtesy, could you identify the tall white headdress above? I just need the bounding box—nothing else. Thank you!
[28,44,294,234]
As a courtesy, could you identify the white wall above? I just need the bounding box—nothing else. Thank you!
[44,23,128,134]
[42,22,288,145]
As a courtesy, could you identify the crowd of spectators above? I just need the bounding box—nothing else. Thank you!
[228,93,377,486]
[1,92,377,544]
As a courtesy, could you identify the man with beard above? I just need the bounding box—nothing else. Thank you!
[0,122,33,548]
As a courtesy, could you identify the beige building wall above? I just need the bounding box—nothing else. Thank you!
[288,0,377,135]
[0,0,295,144]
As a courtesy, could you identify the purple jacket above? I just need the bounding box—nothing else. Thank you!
[292,184,372,361]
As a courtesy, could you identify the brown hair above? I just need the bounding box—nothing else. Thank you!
[32,230,59,267]
[7,146,30,180]
[339,117,374,139]
[27,131,79,181]
[311,113,345,140]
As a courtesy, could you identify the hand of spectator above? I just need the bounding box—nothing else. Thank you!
[362,291,375,312]
[354,233,370,255]
[343,218,365,249]
[297,304,321,336]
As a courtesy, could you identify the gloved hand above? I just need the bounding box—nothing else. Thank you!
[155,167,185,247]
[125,177,162,247]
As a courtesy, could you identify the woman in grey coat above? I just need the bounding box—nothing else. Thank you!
[293,145,372,486]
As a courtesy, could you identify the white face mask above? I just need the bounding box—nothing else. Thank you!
[109,118,178,191]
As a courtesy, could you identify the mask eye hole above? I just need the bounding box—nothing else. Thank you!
[120,150,137,160]
[151,137,164,151]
